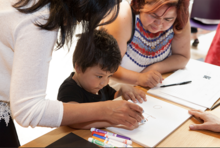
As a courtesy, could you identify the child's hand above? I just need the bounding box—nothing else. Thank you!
[120,85,147,103]
[188,109,220,132]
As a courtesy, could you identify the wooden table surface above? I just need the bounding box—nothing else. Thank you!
[21,73,220,147]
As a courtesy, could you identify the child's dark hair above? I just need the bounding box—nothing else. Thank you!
[73,29,121,73]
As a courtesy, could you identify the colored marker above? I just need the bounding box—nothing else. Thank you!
[92,136,129,147]
[92,132,133,145]
[91,128,131,140]
[92,134,129,147]
[88,137,116,147]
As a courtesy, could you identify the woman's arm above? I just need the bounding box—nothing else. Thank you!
[101,2,163,87]
[63,102,113,129]
[11,9,144,129]
[142,20,191,74]
[100,1,132,57]
[101,1,137,83]
[69,121,113,130]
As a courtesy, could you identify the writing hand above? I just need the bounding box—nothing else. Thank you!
[102,100,144,129]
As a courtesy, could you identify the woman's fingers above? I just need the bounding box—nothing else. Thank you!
[104,100,144,127]
[188,110,204,119]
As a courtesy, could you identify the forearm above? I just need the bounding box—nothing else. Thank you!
[61,102,106,126]
[68,121,113,130]
[112,66,140,85]
[142,54,190,74]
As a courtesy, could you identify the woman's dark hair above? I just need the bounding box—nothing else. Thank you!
[130,0,189,31]
[73,29,121,73]
[13,0,120,51]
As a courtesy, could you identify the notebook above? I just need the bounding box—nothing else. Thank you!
[107,95,191,147]
[148,59,220,109]
[46,133,99,147]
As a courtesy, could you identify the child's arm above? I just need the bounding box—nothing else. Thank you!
[114,85,147,103]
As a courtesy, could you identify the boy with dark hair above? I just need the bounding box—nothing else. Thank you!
[58,29,146,129]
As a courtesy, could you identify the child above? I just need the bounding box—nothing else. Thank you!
[57,29,146,129]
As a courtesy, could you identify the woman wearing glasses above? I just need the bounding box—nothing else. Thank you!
[101,0,190,89]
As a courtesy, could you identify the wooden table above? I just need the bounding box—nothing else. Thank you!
[21,73,220,147]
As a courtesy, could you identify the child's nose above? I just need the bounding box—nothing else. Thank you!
[100,79,108,87]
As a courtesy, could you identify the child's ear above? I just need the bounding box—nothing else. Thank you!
[75,63,82,73]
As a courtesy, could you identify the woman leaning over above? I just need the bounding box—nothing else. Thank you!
[0,0,144,147]
[101,0,190,88]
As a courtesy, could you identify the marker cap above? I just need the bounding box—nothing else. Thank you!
[90,127,95,132]
[88,137,93,143]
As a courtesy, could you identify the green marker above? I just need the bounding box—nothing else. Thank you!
[88,137,116,147]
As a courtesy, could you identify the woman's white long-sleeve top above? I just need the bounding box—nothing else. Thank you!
[0,0,63,127]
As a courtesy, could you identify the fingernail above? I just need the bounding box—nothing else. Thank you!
[189,124,194,129]
[140,119,146,124]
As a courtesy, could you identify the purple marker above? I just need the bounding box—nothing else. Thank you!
[90,128,131,140]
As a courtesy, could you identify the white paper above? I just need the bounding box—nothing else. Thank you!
[107,95,191,147]
[148,89,207,111]
[148,59,220,109]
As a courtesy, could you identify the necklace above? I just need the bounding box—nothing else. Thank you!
[148,31,156,49]
[150,38,156,49]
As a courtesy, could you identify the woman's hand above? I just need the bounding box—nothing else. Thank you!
[102,100,144,129]
[188,109,220,132]
[138,70,163,88]
[119,85,147,103]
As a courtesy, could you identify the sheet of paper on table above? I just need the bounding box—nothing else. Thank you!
[108,95,191,147]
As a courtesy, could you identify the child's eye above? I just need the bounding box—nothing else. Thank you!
[108,75,112,78]
[97,76,102,79]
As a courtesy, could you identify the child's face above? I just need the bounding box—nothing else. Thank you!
[77,65,114,94]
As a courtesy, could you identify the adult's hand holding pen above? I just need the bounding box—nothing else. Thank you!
[188,109,220,132]
[102,100,144,129]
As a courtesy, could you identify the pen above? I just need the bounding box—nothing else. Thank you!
[160,81,192,88]
[211,102,220,110]
[91,128,131,140]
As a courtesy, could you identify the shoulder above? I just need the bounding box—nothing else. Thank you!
[118,1,132,22]
[101,1,132,38]
[58,74,84,102]
[58,74,79,93]
[173,20,190,38]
